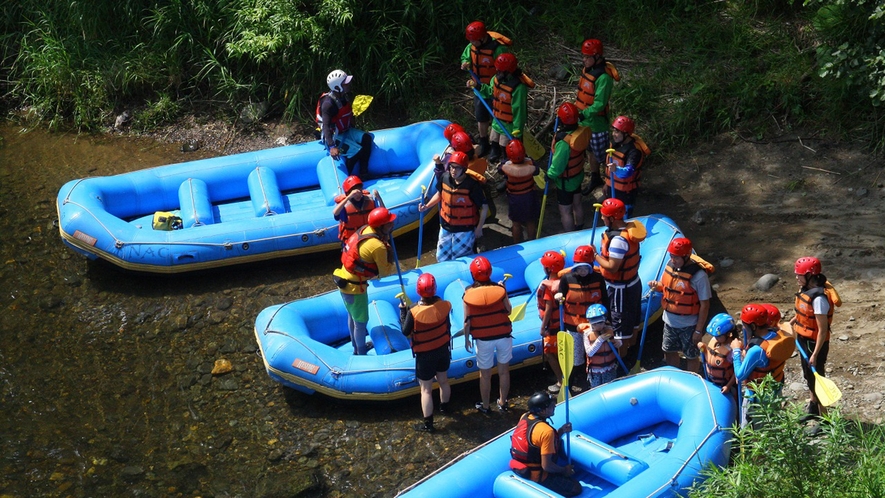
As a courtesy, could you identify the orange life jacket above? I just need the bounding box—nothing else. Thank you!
[334,193,376,242]
[575,61,620,113]
[468,156,489,181]
[439,179,480,228]
[409,300,452,354]
[537,279,561,333]
[470,32,511,85]
[604,135,650,193]
[492,78,518,124]
[504,166,535,195]
[747,331,795,384]
[703,340,734,388]
[586,333,617,368]
[793,288,835,341]
[341,227,381,278]
[661,261,703,316]
[601,228,641,284]
[556,128,591,181]
[464,284,512,340]
[315,92,354,134]
[562,273,605,327]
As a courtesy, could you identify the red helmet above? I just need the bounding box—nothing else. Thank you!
[540,251,565,275]
[761,303,782,327]
[465,21,487,42]
[506,139,526,163]
[444,123,465,141]
[416,273,437,298]
[741,303,769,327]
[582,39,603,56]
[600,198,625,219]
[367,207,396,228]
[470,256,493,282]
[574,245,596,264]
[612,115,635,134]
[450,131,474,153]
[667,237,692,257]
[794,256,821,276]
[448,151,468,168]
[342,175,363,193]
[495,53,518,73]
[557,102,579,126]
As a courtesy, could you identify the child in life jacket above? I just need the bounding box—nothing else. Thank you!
[579,304,621,388]
[698,312,736,396]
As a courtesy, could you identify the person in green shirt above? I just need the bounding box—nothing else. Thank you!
[468,52,529,165]
[547,103,591,231]
[460,21,511,158]
[575,39,620,195]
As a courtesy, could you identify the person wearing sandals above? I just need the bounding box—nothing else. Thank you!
[464,256,513,413]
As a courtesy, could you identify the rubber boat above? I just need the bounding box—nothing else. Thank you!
[56,120,447,273]
[396,368,736,498]
[254,214,685,401]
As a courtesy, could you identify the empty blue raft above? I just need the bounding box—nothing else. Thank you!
[56,120,447,273]
[254,214,685,401]
[396,368,736,498]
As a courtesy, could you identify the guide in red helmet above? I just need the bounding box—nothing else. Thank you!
[460,20,512,158]
[332,175,377,247]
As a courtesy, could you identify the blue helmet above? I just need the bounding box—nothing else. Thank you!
[706,313,735,337]
[586,303,607,323]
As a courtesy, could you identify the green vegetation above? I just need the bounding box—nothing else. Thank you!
[689,378,885,498]
[2,0,884,152]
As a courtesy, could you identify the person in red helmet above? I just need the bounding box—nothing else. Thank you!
[332,175,377,248]
[576,39,621,195]
[399,272,453,433]
[548,102,592,231]
[603,115,651,217]
[468,52,534,164]
[647,237,712,374]
[538,250,566,393]
[498,139,540,242]
[731,303,796,427]
[557,245,608,392]
[432,129,495,222]
[460,21,512,157]
[593,198,646,359]
[316,69,374,175]
[332,207,396,355]
[463,256,513,414]
[420,150,489,261]
[790,256,840,419]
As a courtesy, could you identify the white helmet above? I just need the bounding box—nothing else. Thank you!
[326,69,351,92]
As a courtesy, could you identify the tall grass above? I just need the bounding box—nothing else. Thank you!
[688,378,885,498]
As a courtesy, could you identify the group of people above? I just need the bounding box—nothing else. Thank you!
[317,22,841,494]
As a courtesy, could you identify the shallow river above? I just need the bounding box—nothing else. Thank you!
[0,124,549,497]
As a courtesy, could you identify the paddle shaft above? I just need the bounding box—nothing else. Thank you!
[536,117,559,239]
[373,193,409,301]
[632,231,680,373]
[415,181,431,269]
[608,338,629,375]
[699,345,711,382]
[795,339,841,406]
[606,148,616,199]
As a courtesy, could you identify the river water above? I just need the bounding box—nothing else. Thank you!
[0,124,547,497]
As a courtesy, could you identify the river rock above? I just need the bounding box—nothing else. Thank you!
[691,209,708,225]
[719,258,734,268]
[216,378,238,391]
[863,392,883,404]
[753,273,779,291]
[211,358,233,375]
[547,64,570,81]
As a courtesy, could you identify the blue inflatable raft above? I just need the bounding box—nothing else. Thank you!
[254,214,685,401]
[396,368,736,498]
[56,121,447,273]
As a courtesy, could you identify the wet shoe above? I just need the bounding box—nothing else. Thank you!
[800,400,820,422]
[438,402,450,414]
[414,422,435,433]
[547,383,562,394]
[475,402,491,415]
[570,385,584,394]
[497,399,510,412]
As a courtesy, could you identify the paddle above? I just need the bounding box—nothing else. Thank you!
[352,94,373,116]
[415,184,429,269]
[796,341,842,407]
[509,249,567,323]
[698,344,711,382]
[605,147,616,199]
[607,338,629,376]
[374,193,411,306]
[536,116,559,239]
[589,203,602,246]
[557,329,574,464]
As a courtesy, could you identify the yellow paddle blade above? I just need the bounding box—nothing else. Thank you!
[509,302,527,322]
[523,130,546,161]
[352,95,373,116]
[814,371,842,406]
[557,332,574,403]
[533,171,546,190]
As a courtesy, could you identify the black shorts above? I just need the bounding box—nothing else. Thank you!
[473,94,492,123]
[556,186,581,206]
[415,344,451,381]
